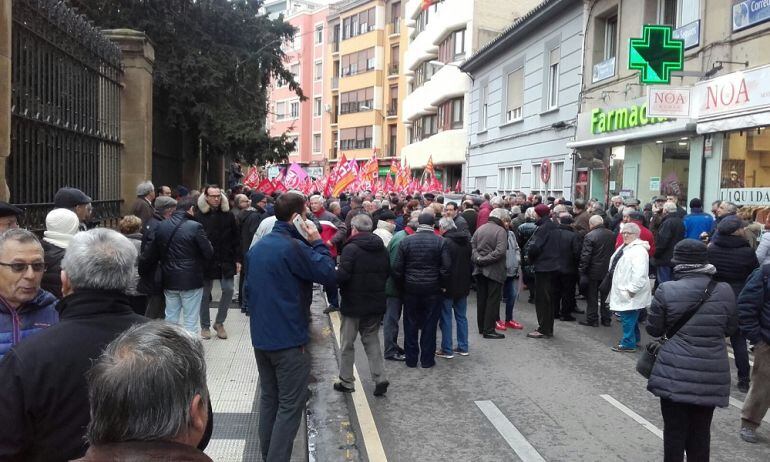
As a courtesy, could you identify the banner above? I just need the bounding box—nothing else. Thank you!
[243,166,260,188]
[284,163,308,190]
[331,160,358,197]
[255,178,275,194]
[272,179,288,193]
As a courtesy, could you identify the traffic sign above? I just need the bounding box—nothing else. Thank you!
[628,25,684,85]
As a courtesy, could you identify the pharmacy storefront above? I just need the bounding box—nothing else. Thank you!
[567,98,697,206]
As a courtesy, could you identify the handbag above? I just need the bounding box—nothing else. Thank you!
[636,279,717,379]
[599,246,625,296]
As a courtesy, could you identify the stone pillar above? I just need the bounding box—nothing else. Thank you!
[0,0,12,202]
[103,29,155,215]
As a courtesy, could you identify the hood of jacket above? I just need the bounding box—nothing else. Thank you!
[711,233,750,249]
[376,220,395,234]
[626,238,651,251]
[197,191,230,214]
[0,289,58,315]
[347,232,385,251]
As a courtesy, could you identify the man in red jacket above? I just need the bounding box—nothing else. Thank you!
[614,210,655,256]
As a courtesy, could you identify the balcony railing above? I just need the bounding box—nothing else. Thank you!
[329,147,338,160]
[385,144,397,157]
[388,18,401,35]
[388,63,399,75]
[331,77,338,89]
[387,104,397,117]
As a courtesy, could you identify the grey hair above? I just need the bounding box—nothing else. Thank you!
[328,201,341,211]
[407,210,421,228]
[85,321,208,445]
[309,194,322,203]
[136,181,154,197]
[663,202,678,213]
[589,215,604,227]
[351,213,373,232]
[721,201,737,214]
[490,196,503,207]
[61,228,137,291]
[622,222,641,236]
[524,207,537,220]
[0,228,42,255]
[439,217,456,232]
[490,207,510,221]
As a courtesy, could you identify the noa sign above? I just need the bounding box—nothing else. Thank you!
[692,64,770,120]
[647,87,691,118]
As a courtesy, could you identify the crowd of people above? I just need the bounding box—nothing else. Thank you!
[0,180,769,461]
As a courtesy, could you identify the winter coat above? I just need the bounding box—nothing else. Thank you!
[653,213,685,266]
[139,210,214,291]
[579,226,615,280]
[471,218,508,284]
[195,192,240,279]
[554,224,581,275]
[647,272,737,408]
[319,221,340,259]
[0,290,58,359]
[505,230,520,278]
[75,441,213,462]
[130,197,154,229]
[683,209,714,240]
[573,210,590,237]
[313,207,347,249]
[238,206,267,256]
[608,239,651,312]
[528,217,560,273]
[137,212,165,296]
[246,221,337,351]
[373,220,395,248]
[443,228,473,299]
[756,232,770,266]
[476,202,492,228]
[453,214,470,234]
[614,220,656,256]
[737,265,770,345]
[41,241,65,298]
[337,232,390,317]
[0,290,147,461]
[462,208,478,235]
[125,233,143,296]
[385,228,411,298]
[707,233,759,296]
[393,228,451,295]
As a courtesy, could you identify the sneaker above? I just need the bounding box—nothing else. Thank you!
[201,328,211,340]
[495,320,507,331]
[385,354,406,362]
[213,323,228,340]
[333,382,354,393]
[737,379,750,393]
[611,344,637,352]
[740,426,758,444]
[453,348,469,356]
[506,320,524,330]
[435,350,454,359]
[373,381,389,397]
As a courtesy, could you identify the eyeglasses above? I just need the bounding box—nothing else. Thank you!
[0,262,46,273]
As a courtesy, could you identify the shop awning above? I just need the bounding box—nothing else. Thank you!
[566,122,697,149]
[697,112,770,134]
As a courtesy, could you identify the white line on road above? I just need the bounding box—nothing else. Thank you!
[729,397,770,423]
[600,394,663,439]
[329,311,388,462]
[474,400,546,462]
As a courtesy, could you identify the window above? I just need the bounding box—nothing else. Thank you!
[453,29,466,59]
[659,0,677,25]
[438,28,467,63]
[340,48,375,76]
[315,25,323,44]
[388,85,398,114]
[390,2,401,22]
[290,63,300,79]
[313,133,321,152]
[498,167,510,193]
[547,48,560,109]
[551,162,564,191]
[506,68,524,122]
[314,97,322,117]
[390,45,400,74]
[678,0,699,26]
[275,101,286,120]
[340,126,373,150]
[479,85,488,131]
[413,60,438,89]
[342,8,375,40]
[451,98,463,129]
[290,101,299,118]
[289,135,299,153]
[339,87,374,114]
[437,97,463,131]
[314,61,322,81]
[659,0,699,27]
[513,166,522,190]
[294,29,302,49]
[388,125,397,156]
[416,8,430,33]
[603,16,617,61]
[531,164,542,192]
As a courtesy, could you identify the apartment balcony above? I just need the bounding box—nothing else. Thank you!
[384,144,397,158]
[331,77,339,90]
[388,63,399,77]
[386,103,398,118]
[329,147,338,160]
[388,18,401,37]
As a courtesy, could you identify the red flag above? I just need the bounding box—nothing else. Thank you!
[430,176,442,191]
[424,155,435,178]
[454,178,462,192]
[272,179,288,193]
[331,159,357,197]
[255,178,275,194]
[385,174,394,192]
[243,166,260,188]
[421,0,439,11]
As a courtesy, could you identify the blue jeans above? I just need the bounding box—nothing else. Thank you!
[619,309,641,349]
[503,277,518,322]
[439,296,468,353]
[403,293,442,368]
[657,265,673,284]
[383,297,403,358]
[165,288,204,335]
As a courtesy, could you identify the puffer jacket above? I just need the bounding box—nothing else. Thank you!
[443,228,473,299]
[707,233,759,296]
[41,241,65,298]
[647,271,737,408]
[0,290,58,359]
[139,210,214,291]
[505,230,520,278]
[528,217,560,273]
[137,212,165,296]
[554,224,581,275]
[737,265,770,345]
[337,232,389,317]
[579,225,615,280]
[608,239,651,311]
[196,192,240,279]
[393,227,451,295]
[755,232,770,265]
[654,213,685,266]
[472,217,508,284]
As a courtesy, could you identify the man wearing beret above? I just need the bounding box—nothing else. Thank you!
[54,187,92,231]
[0,202,23,233]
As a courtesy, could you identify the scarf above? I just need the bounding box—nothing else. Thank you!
[43,231,74,249]
[417,224,434,233]
[673,263,717,275]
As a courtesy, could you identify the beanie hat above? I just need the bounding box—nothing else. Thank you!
[250,192,266,204]
[534,204,550,218]
[689,198,702,209]
[418,213,435,226]
[43,208,80,249]
[671,239,709,266]
[717,215,743,236]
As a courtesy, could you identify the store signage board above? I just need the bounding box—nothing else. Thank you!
[673,20,700,50]
[647,87,691,118]
[591,104,668,134]
[628,25,684,85]
[593,57,616,83]
[732,0,770,32]
[721,187,770,205]
[649,177,661,191]
[692,64,770,120]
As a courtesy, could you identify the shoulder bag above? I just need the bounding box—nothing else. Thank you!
[636,279,717,379]
[599,246,625,296]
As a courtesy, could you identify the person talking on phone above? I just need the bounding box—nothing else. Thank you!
[245,192,337,462]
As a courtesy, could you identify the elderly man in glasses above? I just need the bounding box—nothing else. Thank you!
[0,229,59,360]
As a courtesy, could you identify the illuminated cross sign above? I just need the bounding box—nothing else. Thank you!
[628,25,684,85]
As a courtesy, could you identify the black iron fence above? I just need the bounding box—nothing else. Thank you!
[9,0,123,230]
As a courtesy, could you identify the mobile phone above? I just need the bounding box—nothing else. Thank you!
[292,214,309,240]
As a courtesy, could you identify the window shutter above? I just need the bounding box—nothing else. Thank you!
[506,68,523,118]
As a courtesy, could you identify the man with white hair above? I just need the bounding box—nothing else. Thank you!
[653,201,685,284]
[0,229,148,460]
[131,180,156,228]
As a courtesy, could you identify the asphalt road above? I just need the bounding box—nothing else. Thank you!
[340,290,768,462]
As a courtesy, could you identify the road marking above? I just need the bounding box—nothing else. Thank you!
[600,394,663,439]
[329,311,388,462]
[474,400,546,462]
[729,397,770,423]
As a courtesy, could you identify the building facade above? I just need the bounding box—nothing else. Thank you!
[400,0,540,188]
[461,0,583,198]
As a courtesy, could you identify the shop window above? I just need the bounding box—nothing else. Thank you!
[506,68,524,122]
[722,129,770,189]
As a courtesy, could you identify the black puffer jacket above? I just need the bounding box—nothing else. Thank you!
[337,232,389,317]
[393,228,451,295]
[653,213,685,266]
[707,233,759,296]
[579,226,615,280]
[139,211,214,291]
[41,241,65,298]
[554,224,581,275]
[137,213,165,296]
[442,229,472,299]
[646,272,737,408]
[737,265,770,345]
[195,193,240,279]
[528,217,560,272]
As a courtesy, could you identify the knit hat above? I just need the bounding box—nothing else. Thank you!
[418,213,435,226]
[250,192,266,204]
[534,204,550,218]
[717,215,743,235]
[671,239,709,266]
[176,186,190,198]
[53,187,91,209]
[43,208,80,249]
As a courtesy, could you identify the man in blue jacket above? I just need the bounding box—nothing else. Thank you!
[683,198,714,240]
[246,192,336,462]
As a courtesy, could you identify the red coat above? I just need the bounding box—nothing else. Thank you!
[477,202,492,228]
[615,219,656,256]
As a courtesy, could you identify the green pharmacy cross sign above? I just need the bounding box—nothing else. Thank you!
[628,25,684,85]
